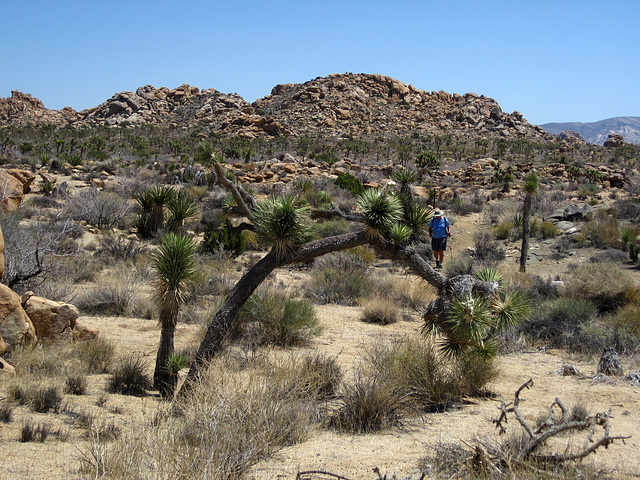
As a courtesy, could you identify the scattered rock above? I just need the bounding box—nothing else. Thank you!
[557,364,582,376]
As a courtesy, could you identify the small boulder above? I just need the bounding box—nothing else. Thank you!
[22,293,80,342]
[72,320,99,341]
[0,284,37,353]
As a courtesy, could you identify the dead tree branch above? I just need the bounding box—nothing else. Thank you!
[493,379,630,465]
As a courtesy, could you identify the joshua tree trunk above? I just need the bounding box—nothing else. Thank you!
[519,193,532,273]
[181,230,372,393]
[154,295,178,397]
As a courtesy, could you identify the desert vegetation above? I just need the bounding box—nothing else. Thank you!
[0,119,639,479]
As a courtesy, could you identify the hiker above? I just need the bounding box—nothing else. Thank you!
[428,208,451,269]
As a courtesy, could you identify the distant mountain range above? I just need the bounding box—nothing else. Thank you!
[540,116,640,145]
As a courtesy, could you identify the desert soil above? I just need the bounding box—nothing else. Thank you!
[1,213,640,480]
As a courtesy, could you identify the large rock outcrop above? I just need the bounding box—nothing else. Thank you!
[1,73,550,141]
[0,284,36,354]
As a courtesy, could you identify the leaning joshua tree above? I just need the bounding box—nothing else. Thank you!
[178,159,502,395]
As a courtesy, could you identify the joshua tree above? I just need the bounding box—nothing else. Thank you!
[178,161,501,396]
[153,232,197,397]
[519,172,539,273]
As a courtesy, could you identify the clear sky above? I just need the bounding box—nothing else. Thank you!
[2,0,637,125]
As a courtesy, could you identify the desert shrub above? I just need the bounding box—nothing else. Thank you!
[366,337,497,411]
[524,275,561,302]
[65,373,88,395]
[449,194,485,215]
[523,298,601,352]
[236,287,320,347]
[107,355,152,396]
[187,251,239,300]
[390,276,433,311]
[20,420,51,443]
[201,219,247,257]
[565,262,637,313]
[334,171,365,196]
[0,402,13,423]
[473,231,505,265]
[9,383,63,413]
[493,221,513,240]
[72,337,115,374]
[444,252,475,277]
[606,303,640,353]
[539,220,559,239]
[98,358,313,479]
[582,212,622,249]
[273,352,343,401]
[8,344,66,377]
[315,217,352,237]
[66,189,132,230]
[97,233,148,261]
[75,267,143,316]
[590,248,628,263]
[326,368,412,433]
[359,295,400,325]
[306,249,376,305]
[614,198,640,221]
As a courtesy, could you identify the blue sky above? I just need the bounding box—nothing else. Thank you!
[2,0,638,125]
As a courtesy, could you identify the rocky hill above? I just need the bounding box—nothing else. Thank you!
[541,116,640,145]
[1,73,550,141]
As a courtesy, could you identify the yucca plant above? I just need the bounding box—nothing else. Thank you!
[358,189,403,240]
[252,195,315,261]
[166,190,199,233]
[153,233,198,397]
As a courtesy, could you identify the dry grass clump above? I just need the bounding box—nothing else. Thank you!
[91,356,316,480]
[75,265,153,317]
[106,354,152,397]
[359,295,400,325]
[390,276,434,311]
[72,336,116,374]
[8,382,63,413]
[326,367,413,433]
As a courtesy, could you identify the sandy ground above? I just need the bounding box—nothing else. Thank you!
[1,213,640,479]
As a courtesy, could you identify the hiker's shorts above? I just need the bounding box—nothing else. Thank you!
[431,237,448,251]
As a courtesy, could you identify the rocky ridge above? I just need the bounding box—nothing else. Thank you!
[1,73,551,141]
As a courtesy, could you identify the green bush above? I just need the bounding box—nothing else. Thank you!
[306,250,376,305]
[201,220,247,257]
[237,287,320,347]
[523,298,600,352]
[315,217,351,238]
[565,262,637,313]
[334,172,365,196]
